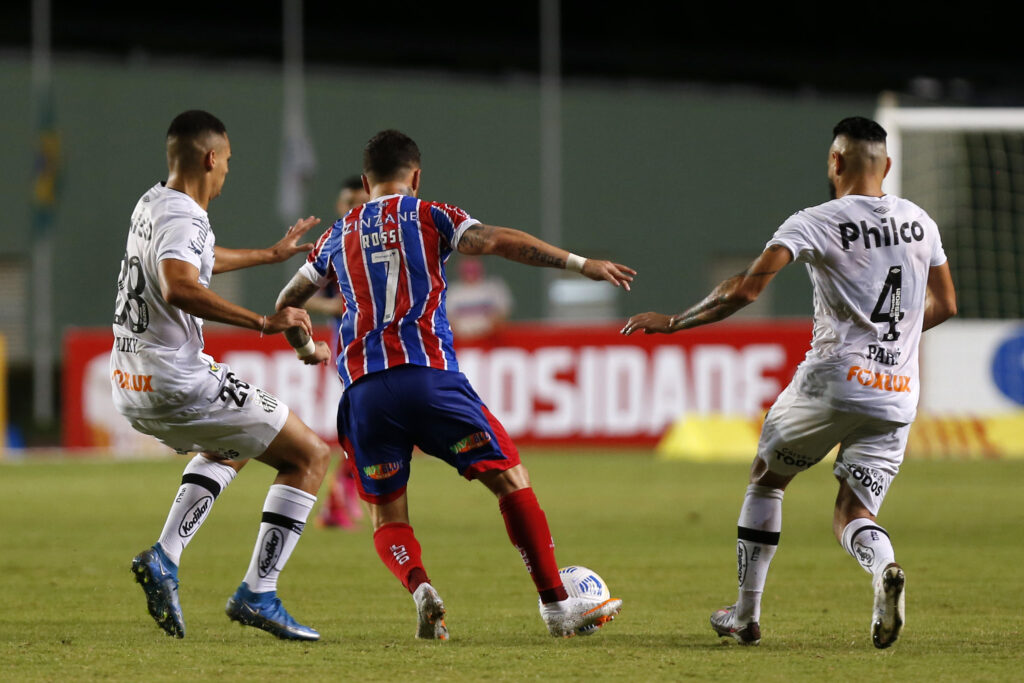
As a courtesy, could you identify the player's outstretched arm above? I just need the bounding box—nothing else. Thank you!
[922,261,957,331]
[457,223,635,290]
[275,271,331,365]
[212,216,321,274]
[159,258,313,340]
[621,244,792,335]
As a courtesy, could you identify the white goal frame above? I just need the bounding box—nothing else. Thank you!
[875,99,1024,197]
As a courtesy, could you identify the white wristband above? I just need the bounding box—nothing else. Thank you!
[566,253,586,273]
[294,338,316,358]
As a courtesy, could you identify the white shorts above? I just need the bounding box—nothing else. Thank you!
[756,383,910,516]
[127,368,289,460]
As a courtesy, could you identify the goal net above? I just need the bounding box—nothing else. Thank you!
[876,100,1024,319]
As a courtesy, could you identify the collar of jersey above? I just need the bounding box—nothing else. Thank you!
[368,193,408,203]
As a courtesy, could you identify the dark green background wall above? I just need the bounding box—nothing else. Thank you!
[0,57,871,361]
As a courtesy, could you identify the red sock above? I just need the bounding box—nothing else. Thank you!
[498,487,568,604]
[373,522,429,593]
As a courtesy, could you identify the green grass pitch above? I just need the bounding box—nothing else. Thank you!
[2,451,1023,680]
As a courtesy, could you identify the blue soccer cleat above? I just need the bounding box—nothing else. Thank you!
[225,582,320,641]
[131,544,185,638]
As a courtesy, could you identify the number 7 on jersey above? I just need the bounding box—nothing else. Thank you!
[371,248,401,324]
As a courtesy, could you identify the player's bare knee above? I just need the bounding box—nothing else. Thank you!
[301,435,330,477]
[479,464,530,497]
[833,482,874,539]
[749,460,793,490]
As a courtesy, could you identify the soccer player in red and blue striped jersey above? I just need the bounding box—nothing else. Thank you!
[276,130,634,639]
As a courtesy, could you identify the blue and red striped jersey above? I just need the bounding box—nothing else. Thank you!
[298,194,480,388]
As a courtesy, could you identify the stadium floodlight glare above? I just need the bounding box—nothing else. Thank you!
[876,97,1024,318]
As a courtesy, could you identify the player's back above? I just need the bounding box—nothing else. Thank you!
[301,194,480,387]
[769,194,947,422]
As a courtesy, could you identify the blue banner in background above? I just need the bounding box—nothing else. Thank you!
[991,328,1024,406]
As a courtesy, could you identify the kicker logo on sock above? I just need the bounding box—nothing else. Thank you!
[450,431,492,455]
[363,461,403,480]
[178,496,212,538]
[736,541,748,585]
[854,541,875,569]
[258,528,284,578]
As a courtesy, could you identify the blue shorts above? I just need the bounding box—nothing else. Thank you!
[337,364,520,504]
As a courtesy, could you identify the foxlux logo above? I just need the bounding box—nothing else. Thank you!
[258,529,284,578]
[838,219,925,251]
[178,496,213,538]
[846,366,912,393]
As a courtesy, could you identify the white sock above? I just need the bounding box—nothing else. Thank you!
[156,455,238,566]
[242,484,316,594]
[734,484,784,624]
[841,518,896,578]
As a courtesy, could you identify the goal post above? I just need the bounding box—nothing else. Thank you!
[876,97,1024,319]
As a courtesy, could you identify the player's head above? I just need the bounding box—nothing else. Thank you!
[336,175,370,217]
[827,116,890,199]
[166,110,231,197]
[362,130,421,196]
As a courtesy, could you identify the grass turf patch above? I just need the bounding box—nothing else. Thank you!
[1,452,1022,680]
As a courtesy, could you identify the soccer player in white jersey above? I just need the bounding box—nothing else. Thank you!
[114,110,333,641]
[621,116,957,648]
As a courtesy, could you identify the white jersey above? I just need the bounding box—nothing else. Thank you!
[768,194,947,423]
[110,183,222,418]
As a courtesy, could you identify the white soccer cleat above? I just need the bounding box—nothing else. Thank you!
[710,604,761,646]
[412,583,449,641]
[872,562,905,649]
[540,596,622,638]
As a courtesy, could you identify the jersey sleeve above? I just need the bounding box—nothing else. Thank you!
[766,211,827,264]
[298,224,337,287]
[428,203,481,249]
[153,211,207,269]
[928,218,948,267]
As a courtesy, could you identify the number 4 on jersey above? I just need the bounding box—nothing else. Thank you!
[870,265,904,342]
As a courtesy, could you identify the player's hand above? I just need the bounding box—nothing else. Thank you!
[264,306,313,337]
[267,216,321,262]
[581,259,636,291]
[621,312,674,335]
[300,341,331,366]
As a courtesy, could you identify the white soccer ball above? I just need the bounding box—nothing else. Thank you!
[558,565,610,635]
[559,565,610,601]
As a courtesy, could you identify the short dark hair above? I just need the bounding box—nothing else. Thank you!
[166,110,227,141]
[363,130,421,181]
[833,116,886,143]
[340,175,364,191]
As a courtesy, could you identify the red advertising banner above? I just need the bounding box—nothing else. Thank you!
[64,321,812,450]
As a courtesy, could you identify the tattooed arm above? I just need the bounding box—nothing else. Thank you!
[457,223,636,289]
[621,244,793,335]
[275,271,331,365]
